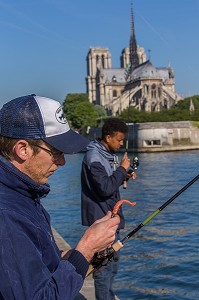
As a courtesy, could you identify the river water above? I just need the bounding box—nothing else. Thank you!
[44,150,199,300]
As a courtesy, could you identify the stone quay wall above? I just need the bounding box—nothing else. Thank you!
[88,121,199,153]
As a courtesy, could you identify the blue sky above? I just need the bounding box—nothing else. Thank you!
[0,0,199,108]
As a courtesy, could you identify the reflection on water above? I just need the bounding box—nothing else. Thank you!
[45,151,199,300]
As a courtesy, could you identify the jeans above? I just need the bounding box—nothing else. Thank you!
[93,232,120,300]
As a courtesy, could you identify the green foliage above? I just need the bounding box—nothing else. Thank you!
[94,105,107,118]
[63,93,98,134]
[119,95,199,123]
[174,95,199,109]
[193,121,199,128]
[63,93,199,134]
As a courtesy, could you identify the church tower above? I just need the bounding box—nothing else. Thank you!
[86,47,111,103]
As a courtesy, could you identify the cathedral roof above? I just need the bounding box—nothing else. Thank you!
[102,68,126,83]
[131,60,170,81]
[101,60,170,84]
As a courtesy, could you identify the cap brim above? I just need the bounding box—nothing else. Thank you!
[43,129,89,154]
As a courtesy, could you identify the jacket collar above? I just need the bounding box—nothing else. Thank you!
[0,155,50,201]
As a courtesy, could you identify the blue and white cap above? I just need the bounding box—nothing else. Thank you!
[0,94,89,154]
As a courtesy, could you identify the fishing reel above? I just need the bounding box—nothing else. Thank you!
[123,156,139,189]
[90,247,115,270]
[127,156,139,175]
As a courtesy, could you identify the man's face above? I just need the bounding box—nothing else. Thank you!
[23,143,65,184]
[106,132,126,152]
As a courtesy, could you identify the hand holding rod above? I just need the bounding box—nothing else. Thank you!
[86,199,136,276]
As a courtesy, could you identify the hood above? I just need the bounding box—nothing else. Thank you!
[87,139,116,161]
[85,139,119,173]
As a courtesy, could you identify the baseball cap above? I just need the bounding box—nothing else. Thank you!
[0,94,89,154]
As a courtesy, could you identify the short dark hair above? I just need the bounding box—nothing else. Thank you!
[102,118,128,139]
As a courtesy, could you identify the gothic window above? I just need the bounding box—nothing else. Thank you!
[151,90,156,98]
[151,102,156,111]
[143,84,148,95]
[158,87,162,98]
[102,55,105,68]
[151,84,156,99]
[113,90,117,97]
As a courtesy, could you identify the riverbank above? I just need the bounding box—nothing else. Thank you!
[88,121,199,153]
[52,227,95,300]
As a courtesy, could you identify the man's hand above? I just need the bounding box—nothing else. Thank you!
[75,212,120,263]
[120,152,130,171]
[126,171,136,180]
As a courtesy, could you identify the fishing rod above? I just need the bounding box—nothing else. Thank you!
[123,61,132,189]
[123,61,140,189]
[86,173,199,276]
[123,87,139,188]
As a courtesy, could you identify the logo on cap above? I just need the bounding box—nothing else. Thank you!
[55,106,67,124]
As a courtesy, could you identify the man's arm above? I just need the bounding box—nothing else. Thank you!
[0,211,85,300]
[89,162,126,196]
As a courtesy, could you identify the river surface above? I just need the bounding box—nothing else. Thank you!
[44,150,199,300]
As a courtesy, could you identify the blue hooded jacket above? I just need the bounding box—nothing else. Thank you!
[81,139,127,229]
[0,156,88,300]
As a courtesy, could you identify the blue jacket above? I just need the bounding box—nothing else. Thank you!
[81,139,127,229]
[0,156,88,300]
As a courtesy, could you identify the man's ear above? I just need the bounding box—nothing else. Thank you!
[13,140,30,161]
[105,135,111,144]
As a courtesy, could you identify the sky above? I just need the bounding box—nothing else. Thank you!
[0,0,199,108]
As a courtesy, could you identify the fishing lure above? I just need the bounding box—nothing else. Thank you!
[111,199,136,217]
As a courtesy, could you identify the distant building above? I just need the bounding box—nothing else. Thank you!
[86,4,182,115]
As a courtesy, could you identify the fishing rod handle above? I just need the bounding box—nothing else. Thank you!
[86,240,123,277]
[123,179,127,189]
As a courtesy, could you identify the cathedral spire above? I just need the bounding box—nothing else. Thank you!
[129,1,139,72]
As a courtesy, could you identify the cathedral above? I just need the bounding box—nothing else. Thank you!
[86,4,182,115]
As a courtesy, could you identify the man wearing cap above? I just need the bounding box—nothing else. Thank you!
[0,94,120,300]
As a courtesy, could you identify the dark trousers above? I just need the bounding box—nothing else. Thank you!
[93,232,120,300]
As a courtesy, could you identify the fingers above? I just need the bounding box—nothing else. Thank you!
[126,171,137,180]
[120,153,130,170]
[123,152,127,158]
[75,213,120,262]
[122,152,129,160]
[94,211,112,224]
[132,172,137,180]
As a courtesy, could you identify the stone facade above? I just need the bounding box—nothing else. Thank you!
[86,6,182,116]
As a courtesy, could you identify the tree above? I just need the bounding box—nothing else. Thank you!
[63,93,98,134]
[119,95,199,123]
